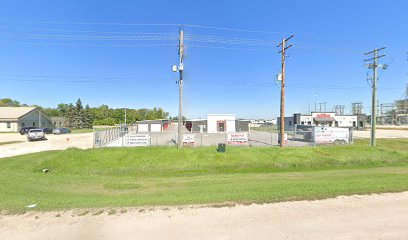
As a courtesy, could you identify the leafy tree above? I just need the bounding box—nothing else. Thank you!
[1,98,170,127]
[0,98,20,107]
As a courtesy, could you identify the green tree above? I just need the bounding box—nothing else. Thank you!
[0,98,20,107]
[83,104,94,128]
[65,104,76,128]
[73,99,84,128]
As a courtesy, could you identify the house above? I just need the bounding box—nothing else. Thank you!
[0,107,53,132]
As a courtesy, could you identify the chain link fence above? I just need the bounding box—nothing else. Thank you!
[94,125,353,148]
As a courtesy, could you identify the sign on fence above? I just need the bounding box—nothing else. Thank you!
[183,134,195,146]
[125,133,150,147]
[227,133,248,145]
[313,127,350,144]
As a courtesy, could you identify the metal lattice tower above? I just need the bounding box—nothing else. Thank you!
[351,102,363,115]
[334,105,345,115]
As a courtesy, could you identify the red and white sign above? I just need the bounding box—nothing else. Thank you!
[227,133,248,145]
[316,113,331,118]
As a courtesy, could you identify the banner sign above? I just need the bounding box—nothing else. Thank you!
[227,133,248,145]
[183,134,195,146]
[125,133,150,147]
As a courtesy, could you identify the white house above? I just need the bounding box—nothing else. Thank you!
[0,107,53,132]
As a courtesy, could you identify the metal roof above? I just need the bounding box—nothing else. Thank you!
[0,107,36,120]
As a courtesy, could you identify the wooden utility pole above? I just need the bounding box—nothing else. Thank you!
[177,29,185,149]
[364,47,387,147]
[277,35,294,147]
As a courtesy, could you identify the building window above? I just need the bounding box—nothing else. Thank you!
[308,121,311,125]
[53,122,56,126]
[359,121,364,127]
[33,122,36,127]
[21,122,25,127]
[7,122,11,128]
[301,121,304,125]
[289,121,292,126]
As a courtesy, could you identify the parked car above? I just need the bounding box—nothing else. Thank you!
[19,127,36,135]
[42,128,53,134]
[27,129,46,141]
[52,128,71,135]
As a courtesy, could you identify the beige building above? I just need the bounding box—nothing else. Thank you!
[0,107,53,132]
[50,116,68,128]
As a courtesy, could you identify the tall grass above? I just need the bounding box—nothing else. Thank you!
[0,138,407,211]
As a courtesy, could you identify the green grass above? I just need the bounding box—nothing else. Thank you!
[0,138,407,212]
[70,128,94,134]
[0,141,23,146]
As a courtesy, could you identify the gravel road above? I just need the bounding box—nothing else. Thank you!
[0,192,407,240]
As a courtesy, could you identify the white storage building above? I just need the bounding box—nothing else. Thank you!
[207,114,236,133]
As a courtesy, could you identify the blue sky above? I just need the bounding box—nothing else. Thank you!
[0,0,407,119]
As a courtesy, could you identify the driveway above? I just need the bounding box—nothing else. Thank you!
[0,133,93,158]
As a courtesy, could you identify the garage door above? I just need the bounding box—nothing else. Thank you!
[138,124,149,132]
[150,124,162,132]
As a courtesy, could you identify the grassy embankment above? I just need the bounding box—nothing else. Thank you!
[0,138,407,212]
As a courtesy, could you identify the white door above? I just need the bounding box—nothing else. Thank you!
[150,124,161,132]
[138,124,149,132]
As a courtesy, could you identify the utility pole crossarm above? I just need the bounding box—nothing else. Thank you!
[364,54,386,62]
[364,47,386,55]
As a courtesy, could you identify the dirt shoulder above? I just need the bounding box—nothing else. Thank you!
[1,192,407,240]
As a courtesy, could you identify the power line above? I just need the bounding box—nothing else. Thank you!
[3,20,290,35]
[188,44,273,51]
[0,73,403,89]
[0,25,177,35]
[0,33,178,41]
[5,42,177,48]
[11,20,181,27]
